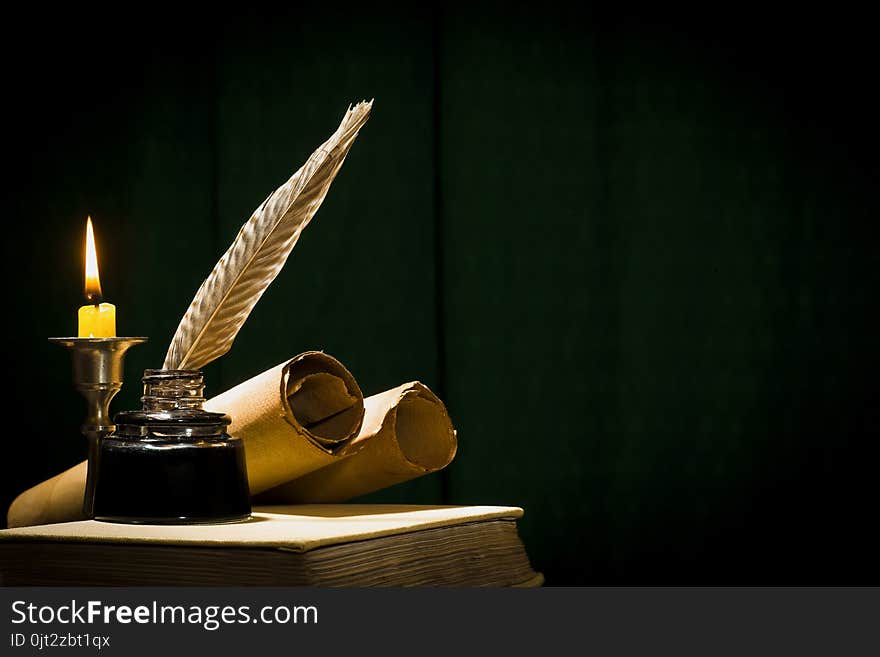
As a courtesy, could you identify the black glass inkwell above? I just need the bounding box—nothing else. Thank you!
[90,369,251,524]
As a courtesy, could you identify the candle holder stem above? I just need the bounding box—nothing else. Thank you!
[49,337,148,517]
[83,430,102,518]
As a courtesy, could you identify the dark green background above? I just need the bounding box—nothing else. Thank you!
[2,6,877,583]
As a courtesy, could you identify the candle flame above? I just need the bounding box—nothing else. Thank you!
[84,216,103,303]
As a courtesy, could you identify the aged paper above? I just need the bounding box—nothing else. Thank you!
[7,358,458,528]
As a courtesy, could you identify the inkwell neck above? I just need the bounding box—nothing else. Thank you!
[141,370,205,411]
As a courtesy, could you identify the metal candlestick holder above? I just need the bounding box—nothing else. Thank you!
[48,336,148,517]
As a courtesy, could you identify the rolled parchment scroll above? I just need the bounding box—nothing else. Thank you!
[7,352,365,528]
[257,382,457,504]
[6,462,88,528]
[203,351,365,493]
[7,357,458,528]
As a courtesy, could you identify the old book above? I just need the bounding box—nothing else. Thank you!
[0,505,541,587]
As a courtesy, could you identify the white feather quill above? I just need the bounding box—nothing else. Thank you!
[163,100,372,370]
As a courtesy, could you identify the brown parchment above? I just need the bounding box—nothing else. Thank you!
[6,360,459,529]
[7,352,365,528]
[204,351,365,493]
[5,462,88,528]
[257,382,457,504]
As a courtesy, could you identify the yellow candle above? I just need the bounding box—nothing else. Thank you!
[78,216,117,338]
[78,302,116,337]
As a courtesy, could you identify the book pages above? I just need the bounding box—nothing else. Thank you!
[1,505,521,551]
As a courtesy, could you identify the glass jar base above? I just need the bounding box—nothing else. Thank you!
[88,368,252,525]
[91,435,251,525]
[93,513,252,525]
